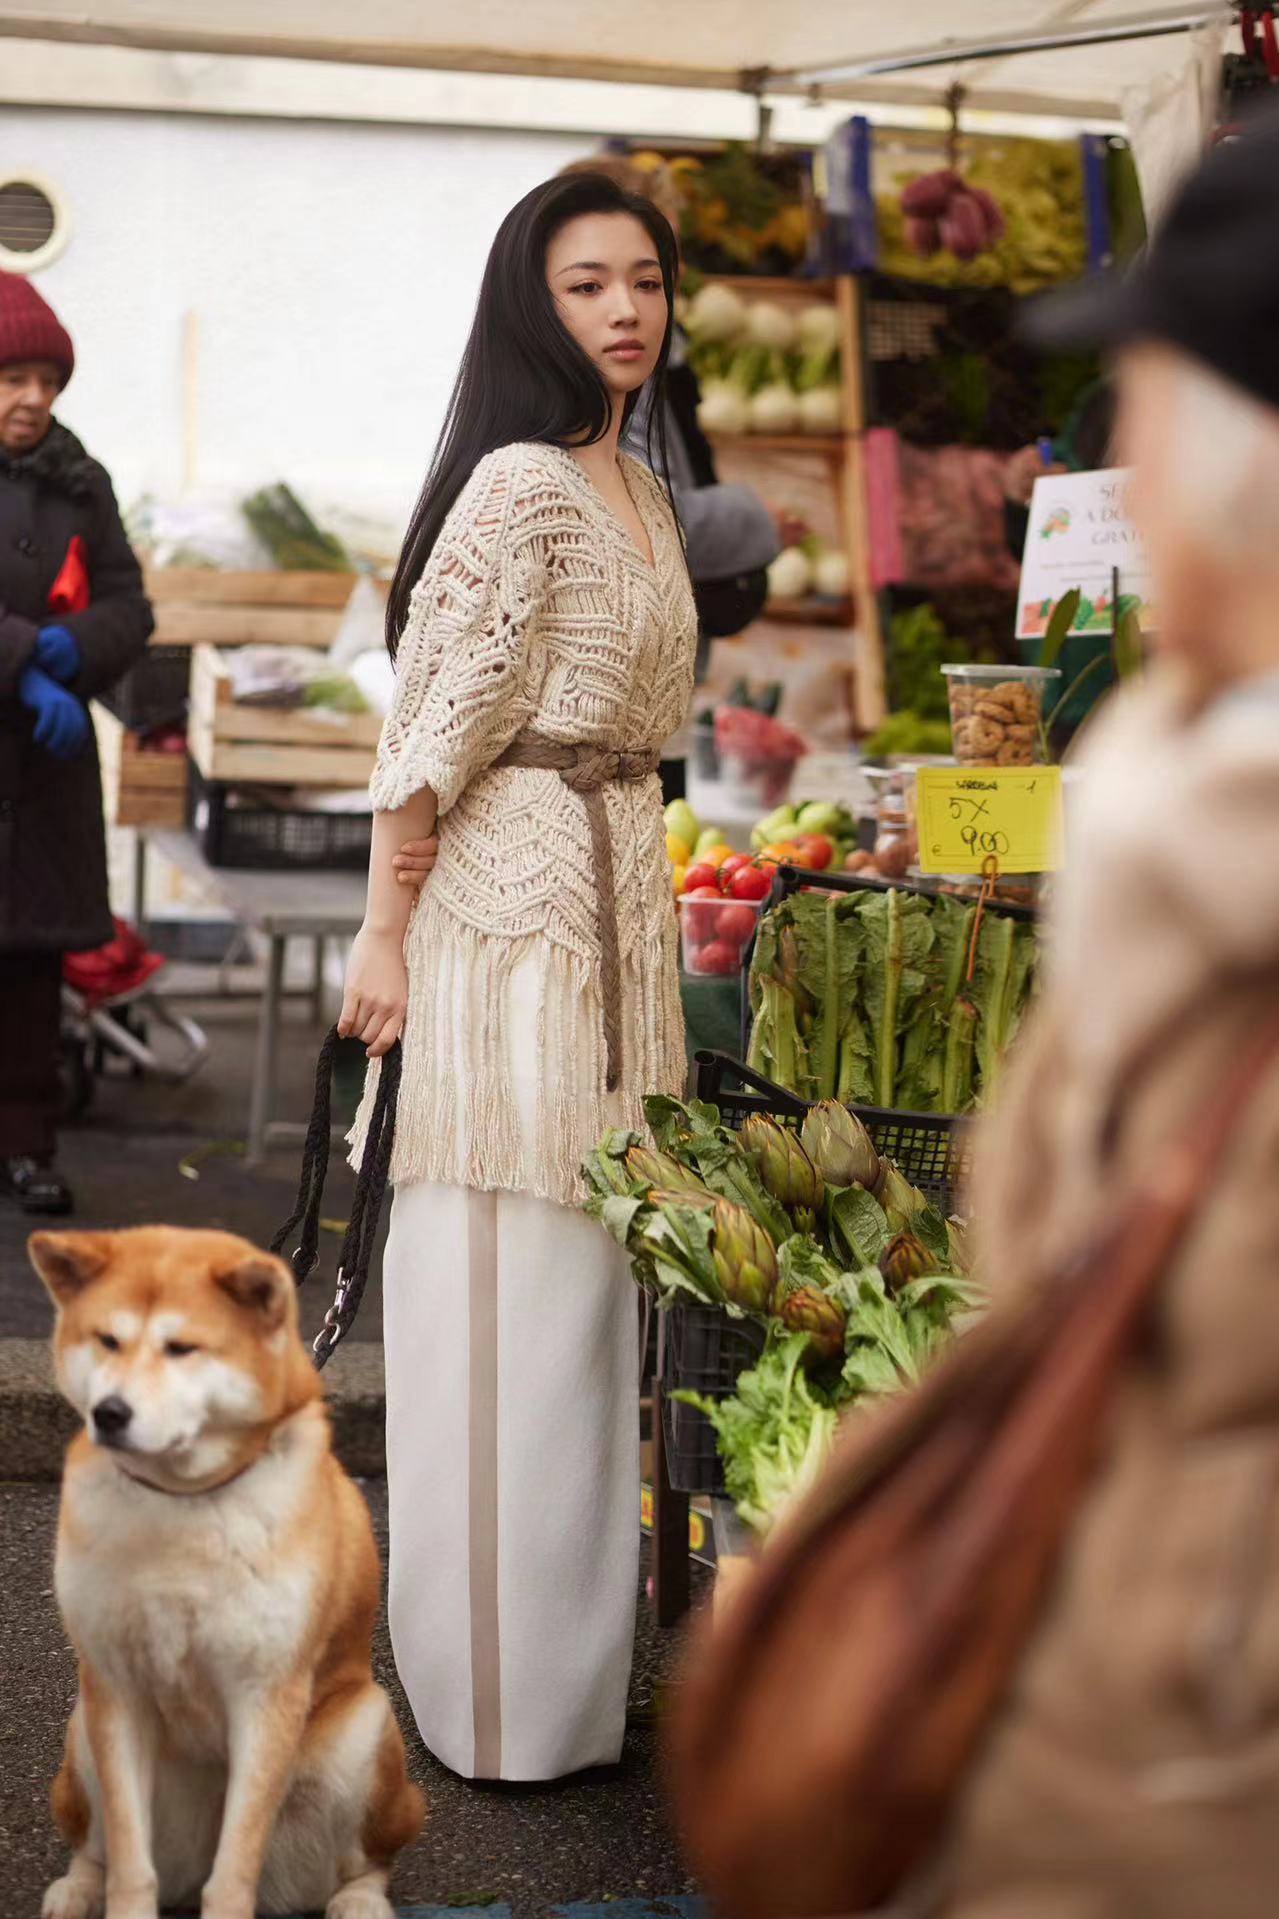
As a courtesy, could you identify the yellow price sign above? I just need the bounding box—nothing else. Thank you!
[914,766,1064,876]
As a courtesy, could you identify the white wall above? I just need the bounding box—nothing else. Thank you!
[0,107,589,524]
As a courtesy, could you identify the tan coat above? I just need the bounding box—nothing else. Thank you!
[938,674,1279,1917]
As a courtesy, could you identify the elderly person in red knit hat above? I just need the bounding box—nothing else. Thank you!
[0,271,152,1213]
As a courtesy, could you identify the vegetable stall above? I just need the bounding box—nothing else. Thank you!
[611,117,1142,791]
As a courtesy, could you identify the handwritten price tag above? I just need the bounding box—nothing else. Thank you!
[914,767,1064,875]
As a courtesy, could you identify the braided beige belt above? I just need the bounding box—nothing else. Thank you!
[497,732,660,1091]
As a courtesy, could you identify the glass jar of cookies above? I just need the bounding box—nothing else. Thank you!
[942,664,1061,767]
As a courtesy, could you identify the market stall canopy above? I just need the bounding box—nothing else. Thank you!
[0,2,1235,121]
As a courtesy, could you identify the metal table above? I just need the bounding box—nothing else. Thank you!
[145,831,367,1164]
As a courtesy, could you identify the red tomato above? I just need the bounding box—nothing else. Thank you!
[683,862,722,895]
[718,852,754,885]
[681,887,723,944]
[684,884,723,900]
[716,903,760,946]
[694,939,739,976]
[729,864,773,902]
[791,833,834,871]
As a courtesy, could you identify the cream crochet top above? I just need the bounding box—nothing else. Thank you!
[350,439,698,1204]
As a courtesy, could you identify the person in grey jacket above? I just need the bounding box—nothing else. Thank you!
[624,334,782,664]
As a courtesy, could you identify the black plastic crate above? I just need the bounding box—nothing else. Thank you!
[728,859,1019,1208]
[694,1048,970,1215]
[188,764,372,871]
[661,1304,766,1496]
[101,645,191,733]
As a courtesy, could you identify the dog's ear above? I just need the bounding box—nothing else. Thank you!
[215,1254,292,1331]
[29,1232,111,1306]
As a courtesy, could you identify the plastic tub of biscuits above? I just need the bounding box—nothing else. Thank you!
[942,664,1061,767]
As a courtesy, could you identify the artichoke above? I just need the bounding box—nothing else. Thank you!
[800,1100,881,1192]
[878,1160,925,1234]
[880,1231,939,1293]
[779,1285,848,1368]
[946,1216,974,1277]
[711,1199,779,1315]
[648,1187,716,1212]
[740,1114,825,1213]
[625,1145,706,1197]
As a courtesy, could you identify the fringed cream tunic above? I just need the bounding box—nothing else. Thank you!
[350,439,697,1205]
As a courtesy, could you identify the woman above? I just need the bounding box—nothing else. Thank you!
[558,155,785,804]
[938,119,1279,1917]
[560,156,783,658]
[0,271,152,1215]
[339,174,696,1781]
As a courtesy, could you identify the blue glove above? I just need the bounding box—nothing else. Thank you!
[18,665,90,760]
[36,623,81,685]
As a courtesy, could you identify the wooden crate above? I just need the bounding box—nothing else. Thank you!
[141,568,385,651]
[97,709,188,828]
[188,644,381,788]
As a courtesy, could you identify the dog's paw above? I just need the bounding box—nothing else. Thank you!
[42,1869,104,1919]
[325,1888,392,1919]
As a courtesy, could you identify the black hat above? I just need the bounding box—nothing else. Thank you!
[1025,109,1279,416]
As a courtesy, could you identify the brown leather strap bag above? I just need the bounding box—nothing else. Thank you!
[668,1011,1279,1919]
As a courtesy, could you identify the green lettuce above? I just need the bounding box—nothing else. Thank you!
[676,1333,840,1535]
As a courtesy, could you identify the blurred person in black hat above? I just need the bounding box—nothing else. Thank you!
[911,107,1279,1919]
[0,272,152,1214]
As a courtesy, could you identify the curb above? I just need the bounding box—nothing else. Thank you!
[0,1337,387,1483]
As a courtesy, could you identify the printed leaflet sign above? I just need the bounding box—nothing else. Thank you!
[1016,467,1154,641]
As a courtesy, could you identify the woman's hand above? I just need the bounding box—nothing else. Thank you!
[393,834,440,889]
[339,925,409,1058]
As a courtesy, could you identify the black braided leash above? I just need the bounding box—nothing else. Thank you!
[270,1028,401,1370]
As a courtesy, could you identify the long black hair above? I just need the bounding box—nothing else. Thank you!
[386,172,681,656]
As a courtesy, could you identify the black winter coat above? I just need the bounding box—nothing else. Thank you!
[0,422,153,953]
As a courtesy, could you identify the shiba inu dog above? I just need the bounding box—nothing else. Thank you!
[34,1225,424,1919]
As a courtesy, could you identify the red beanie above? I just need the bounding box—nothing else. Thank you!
[0,271,74,388]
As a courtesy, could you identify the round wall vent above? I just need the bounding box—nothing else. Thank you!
[0,175,70,272]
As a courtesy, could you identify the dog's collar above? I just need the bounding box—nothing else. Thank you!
[97,1398,318,1498]
[108,1445,265,1500]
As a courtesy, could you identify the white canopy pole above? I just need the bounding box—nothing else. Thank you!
[791,5,1233,90]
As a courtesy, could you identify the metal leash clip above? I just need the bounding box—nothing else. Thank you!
[313,1269,350,1363]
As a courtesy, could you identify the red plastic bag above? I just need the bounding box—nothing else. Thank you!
[47,534,91,615]
[64,919,165,1010]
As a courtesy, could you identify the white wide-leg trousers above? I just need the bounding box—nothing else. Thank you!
[382,1178,640,1781]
